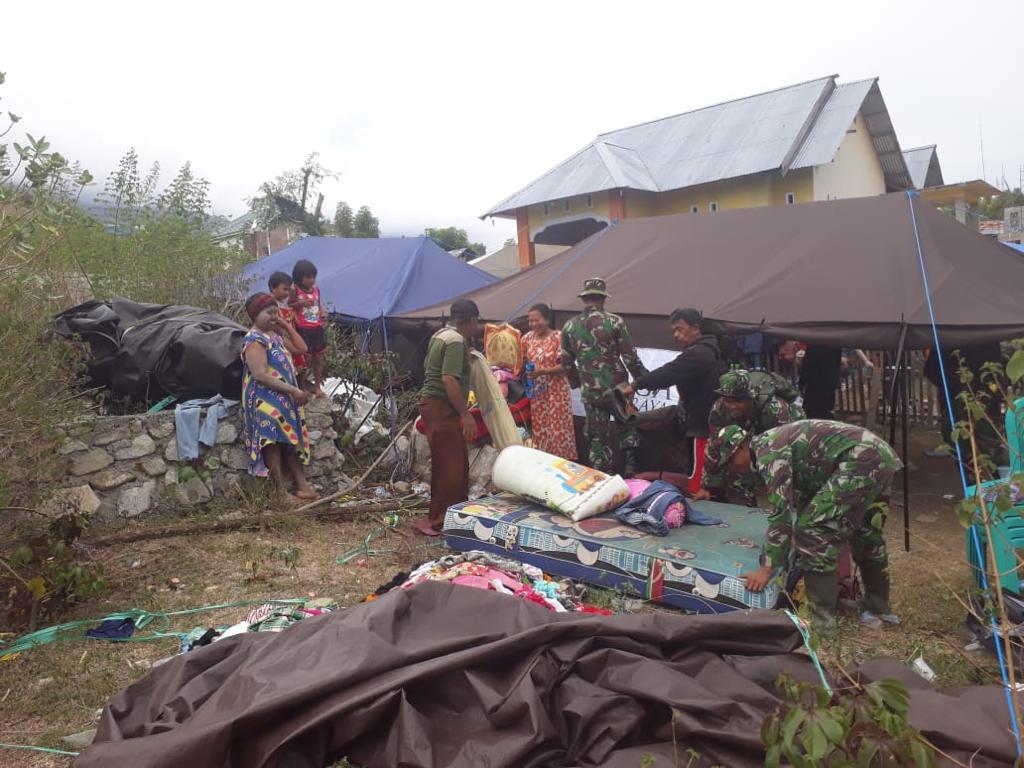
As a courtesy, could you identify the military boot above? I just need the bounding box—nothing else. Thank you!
[802,570,839,629]
[621,449,639,478]
[858,561,900,629]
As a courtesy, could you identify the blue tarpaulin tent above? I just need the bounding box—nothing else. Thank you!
[240,236,497,319]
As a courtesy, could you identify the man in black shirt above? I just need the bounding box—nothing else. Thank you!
[622,308,725,480]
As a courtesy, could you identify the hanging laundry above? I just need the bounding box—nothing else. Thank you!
[174,395,238,460]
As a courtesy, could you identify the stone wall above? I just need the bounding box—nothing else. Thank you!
[52,398,347,521]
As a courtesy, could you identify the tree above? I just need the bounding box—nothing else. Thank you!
[157,162,210,223]
[353,206,380,238]
[980,188,1024,221]
[248,152,336,237]
[334,201,354,237]
[425,226,486,258]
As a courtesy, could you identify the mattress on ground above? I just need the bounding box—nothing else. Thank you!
[443,493,780,613]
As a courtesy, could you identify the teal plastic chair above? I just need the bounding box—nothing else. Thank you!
[966,397,1023,593]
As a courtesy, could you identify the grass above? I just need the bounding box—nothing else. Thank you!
[0,428,1007,766]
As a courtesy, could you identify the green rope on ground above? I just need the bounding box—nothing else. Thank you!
[0,598,308,657]
[784,610,833,695]
[0,743,80,756]
[337,514,401,564]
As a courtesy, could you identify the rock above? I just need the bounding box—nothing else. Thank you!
[218,511,245,522]
[41,485,101,518]
[167,577,182,590]
[62,728,96,749]
[215,421,238,444]
[306,397,332,414]
[164,468,178,486]
[69,449,114,476]
[58,439,89,455]
[92,426,130,447]
[140,457,167,477]
[221,445,250,471]
[118,481,156,517]
[211,473,241,495]
[90,469,135,491]
[312,440,339,461]
[309,430,323,442]
[393,480,411,494]
[36,677,54,688]
[130,419,145,435]
[164,440,179,462]
[175,476,212,506]
[114,434,156,461]
[306,413,333,429]
[147,419,175,440]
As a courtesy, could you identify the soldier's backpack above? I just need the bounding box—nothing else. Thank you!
[747,370,800,409]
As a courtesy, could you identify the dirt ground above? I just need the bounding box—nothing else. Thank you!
[0,426,1003,767]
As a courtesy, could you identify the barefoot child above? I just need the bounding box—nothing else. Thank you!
[290,259,328,397]
[241,293,319,502]
[268,271,310,391]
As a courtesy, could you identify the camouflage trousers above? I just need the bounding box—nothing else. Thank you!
[583,401,639,474]
[791,445,900,573]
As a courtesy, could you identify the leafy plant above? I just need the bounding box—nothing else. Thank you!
[761,676,936,767]
[271,546,301,572]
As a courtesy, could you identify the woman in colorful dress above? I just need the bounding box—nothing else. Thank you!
[521,303,578,461]
[241,293,318,501]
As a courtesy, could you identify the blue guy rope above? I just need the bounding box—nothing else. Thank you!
[906,189,1023,755]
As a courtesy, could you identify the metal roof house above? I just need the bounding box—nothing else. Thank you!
[485,75,923,271]
[901,145,944,189]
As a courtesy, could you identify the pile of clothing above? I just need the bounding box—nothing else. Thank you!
[366,551,612,614]
[180,599,337,652]
[614,478,723,536]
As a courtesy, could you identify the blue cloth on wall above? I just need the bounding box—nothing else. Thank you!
[175,395,238,460]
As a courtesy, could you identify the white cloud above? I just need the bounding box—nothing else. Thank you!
[4,0,1022,251]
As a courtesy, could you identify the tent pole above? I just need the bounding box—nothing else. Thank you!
[888,324,909,552]
[901,349,911,552]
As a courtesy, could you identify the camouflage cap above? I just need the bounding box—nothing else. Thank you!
[579,277,610,298]
[718,424,751,462]
[714,369,754,399]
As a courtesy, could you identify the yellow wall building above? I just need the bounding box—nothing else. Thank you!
[485,76,922,270]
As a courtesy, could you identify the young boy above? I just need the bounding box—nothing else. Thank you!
[289,259,328,397]
[268,271,309,390]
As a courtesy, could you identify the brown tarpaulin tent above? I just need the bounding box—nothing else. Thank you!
[76,582,1016,767]
[400,193,1024,350]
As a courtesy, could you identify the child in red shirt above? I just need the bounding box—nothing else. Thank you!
[268,271,309,391]
[289,259,328,397]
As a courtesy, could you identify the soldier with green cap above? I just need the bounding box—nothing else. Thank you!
[561,278,647,474]
[720,419,902,628]
[694,369,804,505]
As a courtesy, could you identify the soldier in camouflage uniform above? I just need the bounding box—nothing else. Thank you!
[696,370,805,506]
[561,278,647,474]
[719,419,902,627]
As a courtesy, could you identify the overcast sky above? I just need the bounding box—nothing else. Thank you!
[5,0,1022,252]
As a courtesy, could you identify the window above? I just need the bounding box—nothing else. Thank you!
[786,192,795,205]
[690,205,699,214]
[564,198,571,212]
[709,202,719,212]
[542,202,550,216]
[586,194,593,208]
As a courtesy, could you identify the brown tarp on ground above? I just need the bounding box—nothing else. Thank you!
[76,582,1015,768]
[399,193,1024,350]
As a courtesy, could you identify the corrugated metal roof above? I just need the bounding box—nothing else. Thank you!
[485,75,914,217]
[902,145,944,189]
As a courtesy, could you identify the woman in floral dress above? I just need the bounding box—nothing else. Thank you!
[241,293,318,501]
[521,303,578,461]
